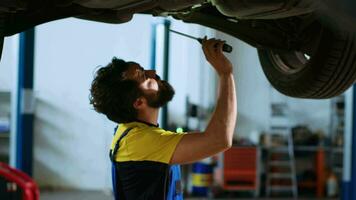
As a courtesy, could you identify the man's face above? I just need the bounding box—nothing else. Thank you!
[124,63,175,108]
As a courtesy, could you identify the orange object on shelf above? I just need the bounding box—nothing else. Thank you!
[316,148,326,198]
[223,147,260,194]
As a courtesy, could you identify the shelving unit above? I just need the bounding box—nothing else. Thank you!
[0,91,11,164]
[329,95,345,182]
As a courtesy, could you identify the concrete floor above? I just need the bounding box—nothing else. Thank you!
[41,190,113,200]
[41,190,339,200]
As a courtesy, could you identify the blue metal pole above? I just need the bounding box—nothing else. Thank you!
[16,28,35,176]
[161,19,171,129]
[150,19,171,129]
[350,86,356,200]
[342,86,356,200]
[150,23,157,70]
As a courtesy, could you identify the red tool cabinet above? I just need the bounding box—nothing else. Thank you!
[223,147,260,197]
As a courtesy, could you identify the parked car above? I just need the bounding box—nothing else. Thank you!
[1,0,356,99]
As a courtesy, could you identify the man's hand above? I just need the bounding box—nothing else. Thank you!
[202,37,233,76]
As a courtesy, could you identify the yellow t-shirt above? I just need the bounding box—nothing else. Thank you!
[110,121,184,164]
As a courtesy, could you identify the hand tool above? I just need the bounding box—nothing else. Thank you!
[169,29,233,53]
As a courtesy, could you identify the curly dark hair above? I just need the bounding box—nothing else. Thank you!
[89,57,142,123]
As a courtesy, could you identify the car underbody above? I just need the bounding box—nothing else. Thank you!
[1,0,356,99]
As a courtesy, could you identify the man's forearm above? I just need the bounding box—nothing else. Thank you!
[205,73,237,149]
[170,39,237,164]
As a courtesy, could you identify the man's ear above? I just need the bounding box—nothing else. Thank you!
[133,97,146,109]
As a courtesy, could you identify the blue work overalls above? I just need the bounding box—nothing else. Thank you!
[110,127,184,200]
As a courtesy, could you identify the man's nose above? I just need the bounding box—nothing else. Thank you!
[145,70,156,79]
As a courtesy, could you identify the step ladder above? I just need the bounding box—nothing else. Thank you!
[265,88,298,198]
[266,133,298,198]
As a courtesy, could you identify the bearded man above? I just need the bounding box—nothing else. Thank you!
[89,38,237,200]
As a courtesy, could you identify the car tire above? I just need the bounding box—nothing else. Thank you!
[257,24,356,99]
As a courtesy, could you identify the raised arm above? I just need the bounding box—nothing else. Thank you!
[170,38,237,164]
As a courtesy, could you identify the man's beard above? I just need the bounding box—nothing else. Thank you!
[143,80,175,108]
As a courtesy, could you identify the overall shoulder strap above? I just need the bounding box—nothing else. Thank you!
[111,127,134,200]
[110,127,134,162]
[166,165,183,200]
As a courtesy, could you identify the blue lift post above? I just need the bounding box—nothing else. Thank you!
[161,19,171,130]
[150,19,171,129]
[342,85,356,200]
[15,29,35,176]
[150,23,157,71]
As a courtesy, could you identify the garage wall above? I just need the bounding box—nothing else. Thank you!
[33,15,210,190]
[0,36,19,167]
[216,31,332,141]
[216,31,271,141]
[168,21,216,130]
[288,98,331,134]
[0,36,18,92]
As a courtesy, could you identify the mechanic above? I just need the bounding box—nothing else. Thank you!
[89,38,237,200]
